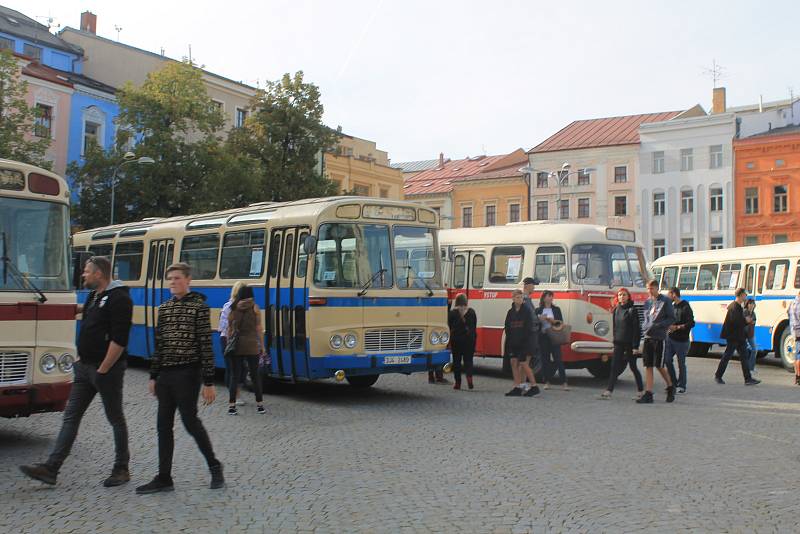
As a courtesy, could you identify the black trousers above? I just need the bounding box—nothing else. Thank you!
[227,355,263,403]
[155,366,219,481]
[606,342,644,393]
[715,340,753,382]
[452,345,474,383]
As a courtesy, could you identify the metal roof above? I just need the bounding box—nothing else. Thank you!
[391,159,441,173]
[740,123,800,140]
[0,6,82,55]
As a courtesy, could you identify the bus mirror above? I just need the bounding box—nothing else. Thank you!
[72,251,92,290]
[576,263,587,281]
[303,235,318,255]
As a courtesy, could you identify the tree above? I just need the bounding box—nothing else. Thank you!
[0,50,51,168]
[228,71,337,201]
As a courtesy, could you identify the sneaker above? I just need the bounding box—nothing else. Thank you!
[745,378,761,386]
[598,391,612,400]
[210,463,225,490]
[715,376,725,384]
[562,383,570,391]
[228,406,238,416]
[636,391,654,404]
[103,467,130,487]
[436,377,450,385]
[666,386,676,403]
[632,391,644,400]
[543,383,550,390]
[795,375,800,386]
[19,463,57,485]
[467,377,474,390]
[505,387,522,397]
[136,476,174,494]
[256,405,266,415]
[524,385,541,397]
[453,382,461,390]
[677,387,686,394]
[235,399,246,406]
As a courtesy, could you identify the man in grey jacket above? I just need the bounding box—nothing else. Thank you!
[637,280,676,404]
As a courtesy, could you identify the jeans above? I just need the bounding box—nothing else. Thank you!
[715,341,753,382]
[47,359,129,472]
[540,334,566,383]
[155,366,220,481]
[746,337,757,372]
[227,355,263,403]
[664,337,690,389]
[451,345,474,383]
[606,342,644,393]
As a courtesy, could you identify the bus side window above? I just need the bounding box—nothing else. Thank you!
[697,264,718,290]
[795,260,800,289]
[661,266,678,290]
[453,255,466,288]
[651,267,662,287]
[766,259,789,290]
[745,265,755,294]
[113,241,144,281]
[678,265,698,291]
[296,231,309,278]
[757,266,766,293]
[717,263,741,290]
[534,246,567,284]
[88,243,112,260]
[471,254,485,289]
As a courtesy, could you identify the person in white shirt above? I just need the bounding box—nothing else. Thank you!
[220,281,246,400]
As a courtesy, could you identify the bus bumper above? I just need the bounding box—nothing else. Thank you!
[308,350,451,379]
[0,382,72,418]
[570,341,614,354]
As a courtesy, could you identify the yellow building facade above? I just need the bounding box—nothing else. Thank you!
[451,171,528,228]
[325,134,404,199]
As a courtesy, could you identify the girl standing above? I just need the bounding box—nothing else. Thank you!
[600,288,644,400]
[743,299,757,377]
[226,285,265,415]
[449,294,477,390]
[536,290,569,391]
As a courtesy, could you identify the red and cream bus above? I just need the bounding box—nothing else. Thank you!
[440,222,649,377]
[0,160,75,417]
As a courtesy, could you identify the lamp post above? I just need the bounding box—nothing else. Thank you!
[110,152,155,225]
[519,162,595,221]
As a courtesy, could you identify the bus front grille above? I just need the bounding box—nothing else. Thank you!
[0,352,29,386]
[364,329,424,353]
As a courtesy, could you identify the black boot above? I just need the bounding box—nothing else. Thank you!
[19,463,57,485]
[210,463,225,490]
[666,386,675,403]
[636,391,654,404]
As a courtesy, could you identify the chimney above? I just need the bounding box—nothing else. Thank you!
[80,11,97,34]
[712,87,726,114]
[438,152,444,169]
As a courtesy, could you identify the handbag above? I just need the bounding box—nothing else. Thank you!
[223,328,239,358]
[546,320,572,345]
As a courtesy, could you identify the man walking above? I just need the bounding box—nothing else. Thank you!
[664,287,694,394]
[521,277,542,393]
[715,288,760,386]
[637,280,676,404]
[136,262,225,494]
[790,290,800,385]
[20,256,133,487]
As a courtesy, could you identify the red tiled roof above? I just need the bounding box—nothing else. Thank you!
[404,149,527,196]
[21,60,73,88]
[529,111,683,153]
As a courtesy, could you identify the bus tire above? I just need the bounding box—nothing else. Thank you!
[687,342,711,357]
[586,360,612,379]
[346,374,380,388]
[777,327,797,372]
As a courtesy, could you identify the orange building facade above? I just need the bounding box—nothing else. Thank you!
[734,126,800,246]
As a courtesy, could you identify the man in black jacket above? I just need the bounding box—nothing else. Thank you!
[715,288,761,385]
[665,287,695,393]
[20,256,133,487]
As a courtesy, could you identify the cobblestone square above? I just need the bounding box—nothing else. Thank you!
[2,356,798,533]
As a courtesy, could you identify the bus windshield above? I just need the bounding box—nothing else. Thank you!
[571,243,648,288]
[0,197,70,291]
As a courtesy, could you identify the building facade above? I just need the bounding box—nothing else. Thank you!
[325,133,404,199]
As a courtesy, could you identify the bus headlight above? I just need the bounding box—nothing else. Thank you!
[439,331,450,345]
[58,353,75,373]
[40,353,58,374]
[594,320,610,337]
[330,335,343,350]
[344,333,357,349]
[430,331,440,345]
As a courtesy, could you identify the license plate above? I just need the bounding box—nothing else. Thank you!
[384,356,412,365]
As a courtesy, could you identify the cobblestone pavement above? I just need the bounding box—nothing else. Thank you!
[2,355,799,533]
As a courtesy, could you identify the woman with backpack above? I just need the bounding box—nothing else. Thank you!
[226,285,266,415]
[599,287,644,400]
[449,294,477,390]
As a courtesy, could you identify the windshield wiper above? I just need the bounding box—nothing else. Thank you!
[358,268,388,296]
[405,265,434,297]
[1,232,47,303]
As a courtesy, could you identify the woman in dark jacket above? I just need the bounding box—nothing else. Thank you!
[535,290,568,391]
[449,294,477,390]
[226,285,265,415]
[600,287,644,399]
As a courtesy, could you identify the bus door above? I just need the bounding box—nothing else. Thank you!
[144,238,174,357]
[452,250,487,351]
[744,263,768,295]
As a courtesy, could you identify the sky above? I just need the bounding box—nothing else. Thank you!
[10,0,800,162]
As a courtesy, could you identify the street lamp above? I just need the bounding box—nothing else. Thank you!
[110,152,154,225]
[519,162,595,221]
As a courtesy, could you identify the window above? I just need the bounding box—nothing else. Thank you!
[653,192,665,216]
[697,264,718,290]
[774,185,788,213]
[352,183,370,196]
[577,169,590,185]
[710,236,723,250]
[681,189,694,213]
[652,267,662,286]
[220,230,265,278]
[776,159,785,167]
[570,243,647,288]
[0,37,13,50]
[112,242,144,280]
[489,246,524,284]
[744,236,759,246]
[795,261,800,289]
[471,254,485,288]
[677,266,698,290]
[83,121,101,154]
[210,100,223,113]
[509,203,520,223]
[680,148,693,171]
[485,205,496,226]
[653,151,665,174]
[235,108,248,128]
[379,188,390,199]
[614,196,627,216]
[766,259,790,290]
[578,198,590,218]
[536,172,549,188]
[614,166,627,183]
[34,104,52,138]
[462,206,472,228]
[296,231,309,278]
[180,234,220,279]
[453,255,466,288]
[313,224,358,288]
[88,244,113,259]
[536,201,548,220]
[745,188,758,214]
[710,187,723,211]
[559,199,569,220]
[709,145,723,169]
[534,246,567,284]
[717,263,742,290]
[23,43,42,60]
[394,226,438,289]
[282,233,295,278]
[680,238,694,252]
[774,234,788,244]
[661,266,678,290]
[746,162,755,170]
[653,239,665,260]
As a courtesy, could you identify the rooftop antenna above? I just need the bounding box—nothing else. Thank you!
[114,25,123,41]
[188,44,192,64]
[35,14,60,31]
[702,59,725,88]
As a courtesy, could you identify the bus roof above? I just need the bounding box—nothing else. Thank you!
[652,242,800,266]
[439,222,639,247]
[0,158,69,202]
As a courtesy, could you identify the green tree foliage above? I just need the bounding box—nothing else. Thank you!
[0,50,51,168]
[229,71,337,201]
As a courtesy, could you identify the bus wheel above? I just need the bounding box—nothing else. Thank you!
[687,342,711,357]
[346,374,380,388]
[778,328,797,372]
[586,361,612,379]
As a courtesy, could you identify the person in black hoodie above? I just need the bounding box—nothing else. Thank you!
[449,294,477,390]
[504,290,540,397]
[600,287,644,399]
[20,256,133,487]
[715,288,760,385]
[664,287,695,393]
